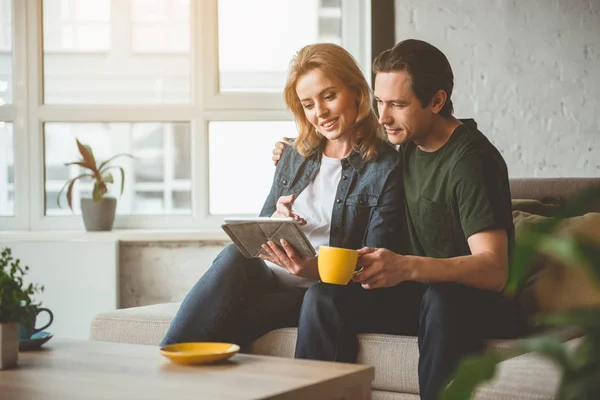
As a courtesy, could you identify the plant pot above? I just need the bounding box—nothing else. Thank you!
[81,197,117,231]
[0,322,19,370]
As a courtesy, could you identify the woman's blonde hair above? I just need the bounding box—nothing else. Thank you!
[283,43,384,160]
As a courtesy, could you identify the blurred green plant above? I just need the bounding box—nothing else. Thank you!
[57,138,133,211]
[0,247,44,323]
[442,187,600,400]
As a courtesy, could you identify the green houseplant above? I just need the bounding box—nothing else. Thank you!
[442,187,600,400]
[57,138,133,231]
[0,247,44,369]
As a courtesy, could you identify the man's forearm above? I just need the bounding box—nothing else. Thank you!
[406,253,507,292]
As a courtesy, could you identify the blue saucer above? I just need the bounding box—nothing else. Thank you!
[19,331,53,351]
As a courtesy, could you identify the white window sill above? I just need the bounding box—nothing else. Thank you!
[0,229,231,243]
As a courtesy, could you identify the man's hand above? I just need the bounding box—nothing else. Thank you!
[259,239,319,279]
[272,137,292,166]
[352,247,414,289]
[273,194,307,225]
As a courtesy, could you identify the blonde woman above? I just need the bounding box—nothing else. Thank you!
[161,43,411,350]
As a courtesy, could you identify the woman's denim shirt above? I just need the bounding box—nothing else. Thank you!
[259,140,406,253]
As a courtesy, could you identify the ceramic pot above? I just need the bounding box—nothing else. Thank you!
[0,322,18,370]
[80,197,117,231]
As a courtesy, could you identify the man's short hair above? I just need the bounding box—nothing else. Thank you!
[373,39,455,117]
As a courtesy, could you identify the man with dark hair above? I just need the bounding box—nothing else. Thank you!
[273,39,526,400]
[357,38,527,399]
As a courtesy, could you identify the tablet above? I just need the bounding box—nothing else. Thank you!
[224,217,296,224]
[221,217,316,259]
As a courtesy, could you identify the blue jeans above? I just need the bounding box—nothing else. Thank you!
[417,283,526,400]
[295,282,526,400]
[160,244,306,348]
[295,281,425,362]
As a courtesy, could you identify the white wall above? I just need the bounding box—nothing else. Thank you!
[0,239,118,340]
[395,0,600,178]
[0,236,226,329]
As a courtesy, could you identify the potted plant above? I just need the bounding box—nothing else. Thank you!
[0,247,44,369]
[443,187,600,400]
[57,139,133,231]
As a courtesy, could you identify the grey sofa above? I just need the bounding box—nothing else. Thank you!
[90,178,600,400]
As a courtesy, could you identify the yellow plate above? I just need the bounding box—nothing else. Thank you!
[160,342,240,365]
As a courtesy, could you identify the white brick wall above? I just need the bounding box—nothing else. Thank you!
[395,0,600,177]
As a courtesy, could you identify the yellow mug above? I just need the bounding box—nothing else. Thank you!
[318,245,359,285]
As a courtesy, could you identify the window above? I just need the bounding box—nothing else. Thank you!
[1,0,368,231]
[217,0,344,92]
[131,0,190,53]
[43,0,190,104]
[44,123,192,216]
[0,0,13,218]
[208,121,296,215]
[0,122,14,216]
[318,0,343,43]
[0,0,12,105]
[206,0,365,222]
[42,0,110,52]
[0,0,11,51]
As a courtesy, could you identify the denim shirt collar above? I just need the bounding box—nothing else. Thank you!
[310,138,367,173]
[345,148,367,173]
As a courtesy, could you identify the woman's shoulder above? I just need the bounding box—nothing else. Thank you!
[280,142,305,162]
[275,142,307,174]
[357,140,401,177]
[372,140,402,166]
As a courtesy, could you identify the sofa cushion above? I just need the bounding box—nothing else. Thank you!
[511,199,560,217]
[90,302,177,346]
[512,211,600,315]
[472,349,563,400]
[509,178,600,213]
[249,328,422,394]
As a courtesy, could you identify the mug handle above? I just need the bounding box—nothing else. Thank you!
[34,308,54,334]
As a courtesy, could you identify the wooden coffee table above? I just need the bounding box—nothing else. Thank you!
[0,340,373,399]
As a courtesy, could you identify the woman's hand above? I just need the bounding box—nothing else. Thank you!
[273,194,307,225]
[259,239,319,279]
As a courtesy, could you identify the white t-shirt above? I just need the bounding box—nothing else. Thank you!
[266,154,343,288]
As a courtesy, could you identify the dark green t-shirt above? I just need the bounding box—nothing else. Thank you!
[400,119,514,259]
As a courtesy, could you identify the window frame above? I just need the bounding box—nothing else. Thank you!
[0,0,370,231]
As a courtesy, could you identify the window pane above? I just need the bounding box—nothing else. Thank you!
[131,0,190,53]
[0,0,12,105]
[218,0,342,92]
[319,17,341,38]
[208,121,297,215]
[43,0,191,104]
[320,0,341,7]
[44,122,191,216]
[172,191,191,211]
[43,0,110,51]
[133,191,163,214]
[0,122,14,216]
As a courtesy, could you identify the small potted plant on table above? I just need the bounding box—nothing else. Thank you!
[0,248,44,369]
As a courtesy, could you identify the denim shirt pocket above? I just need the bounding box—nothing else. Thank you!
[347,193,379,208]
